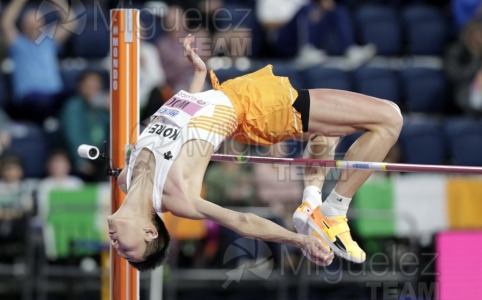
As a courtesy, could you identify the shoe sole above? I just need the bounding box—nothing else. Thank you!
[293,210,309,235]
[306,217,365,264]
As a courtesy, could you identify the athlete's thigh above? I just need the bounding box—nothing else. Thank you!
[307,89,398,136]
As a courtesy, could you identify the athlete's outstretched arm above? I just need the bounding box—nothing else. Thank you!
[184,34,207,93]
[170,195,334,266]
[163,139,331,265]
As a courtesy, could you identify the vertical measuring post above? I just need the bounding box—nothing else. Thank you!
[110,8,140,300]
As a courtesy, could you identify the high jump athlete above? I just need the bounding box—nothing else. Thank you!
[107,34,402,271]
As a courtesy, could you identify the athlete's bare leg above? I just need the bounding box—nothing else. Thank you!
[295,89,402,263]
[306,89,402,197]
[303,135,339,188]
[292,135,338,245]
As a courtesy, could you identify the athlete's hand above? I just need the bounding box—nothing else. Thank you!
[184,34,206,73]
[301,235,334,266]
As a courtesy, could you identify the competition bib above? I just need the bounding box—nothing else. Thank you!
[153,90,208,127]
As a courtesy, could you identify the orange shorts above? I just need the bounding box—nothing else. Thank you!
[210,65,303,146]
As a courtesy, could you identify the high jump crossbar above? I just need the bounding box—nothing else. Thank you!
[211,154,482,175]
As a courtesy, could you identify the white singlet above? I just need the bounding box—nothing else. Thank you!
[126,89,237,211]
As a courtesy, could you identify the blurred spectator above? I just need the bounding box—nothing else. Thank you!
[0,2,5,60]
[36,149,83,217]
[163,0,259,58]
[37,149,83,192]
[59,70,109,181]
[468,69,482,114]
[139,22,166,113]
[0,154,34,221]
[1,0,78,124]
[256,0,310,58]
[211,33,255,60]
[445,19,482,115]
[157,5,192,91]
[165,0,223,32]
[452,0,482,30]
[0,108,12,155]
[256,0,374,66]
[0,154,34,258]
[210,0,260,58]
[157,5,210,92]
[210,19,256,58]
[308,0,375,66]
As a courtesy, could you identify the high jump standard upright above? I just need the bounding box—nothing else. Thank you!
[110,8,139,300]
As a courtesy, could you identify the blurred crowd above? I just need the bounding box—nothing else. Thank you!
[0,0,481,272]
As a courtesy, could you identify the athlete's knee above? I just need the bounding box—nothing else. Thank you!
[368,100,403,141]
[380,101,403,140]
[384,100,402,117]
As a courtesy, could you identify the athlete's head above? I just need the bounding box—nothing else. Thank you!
[108,157,170,271]
[129,212,170,271]
[108,207,170,271]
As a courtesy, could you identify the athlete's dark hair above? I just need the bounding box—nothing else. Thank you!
[129,212,170,271]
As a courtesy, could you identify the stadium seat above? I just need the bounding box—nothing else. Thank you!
[401,4,449,55]
[399,120,446,165]
[271,64,304,89]
[400,67,448,113]
[210,63,303,90]
[308,5,355,56]
[0,73,9,109]
[355,4,402,56]
[209,67,252,87]
[444,118,482,166]
[215,3,263,56]
[71,4,110,59]
[216,3,258,29]
[302,66,353,90]
[60,67,85,95]
[9,122,49,178]
[354,66,401,106]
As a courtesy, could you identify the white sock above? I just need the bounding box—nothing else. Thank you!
[302,186,322,208]
[321,189,352,217]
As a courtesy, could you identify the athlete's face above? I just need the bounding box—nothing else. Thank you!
[107,216,151,262]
